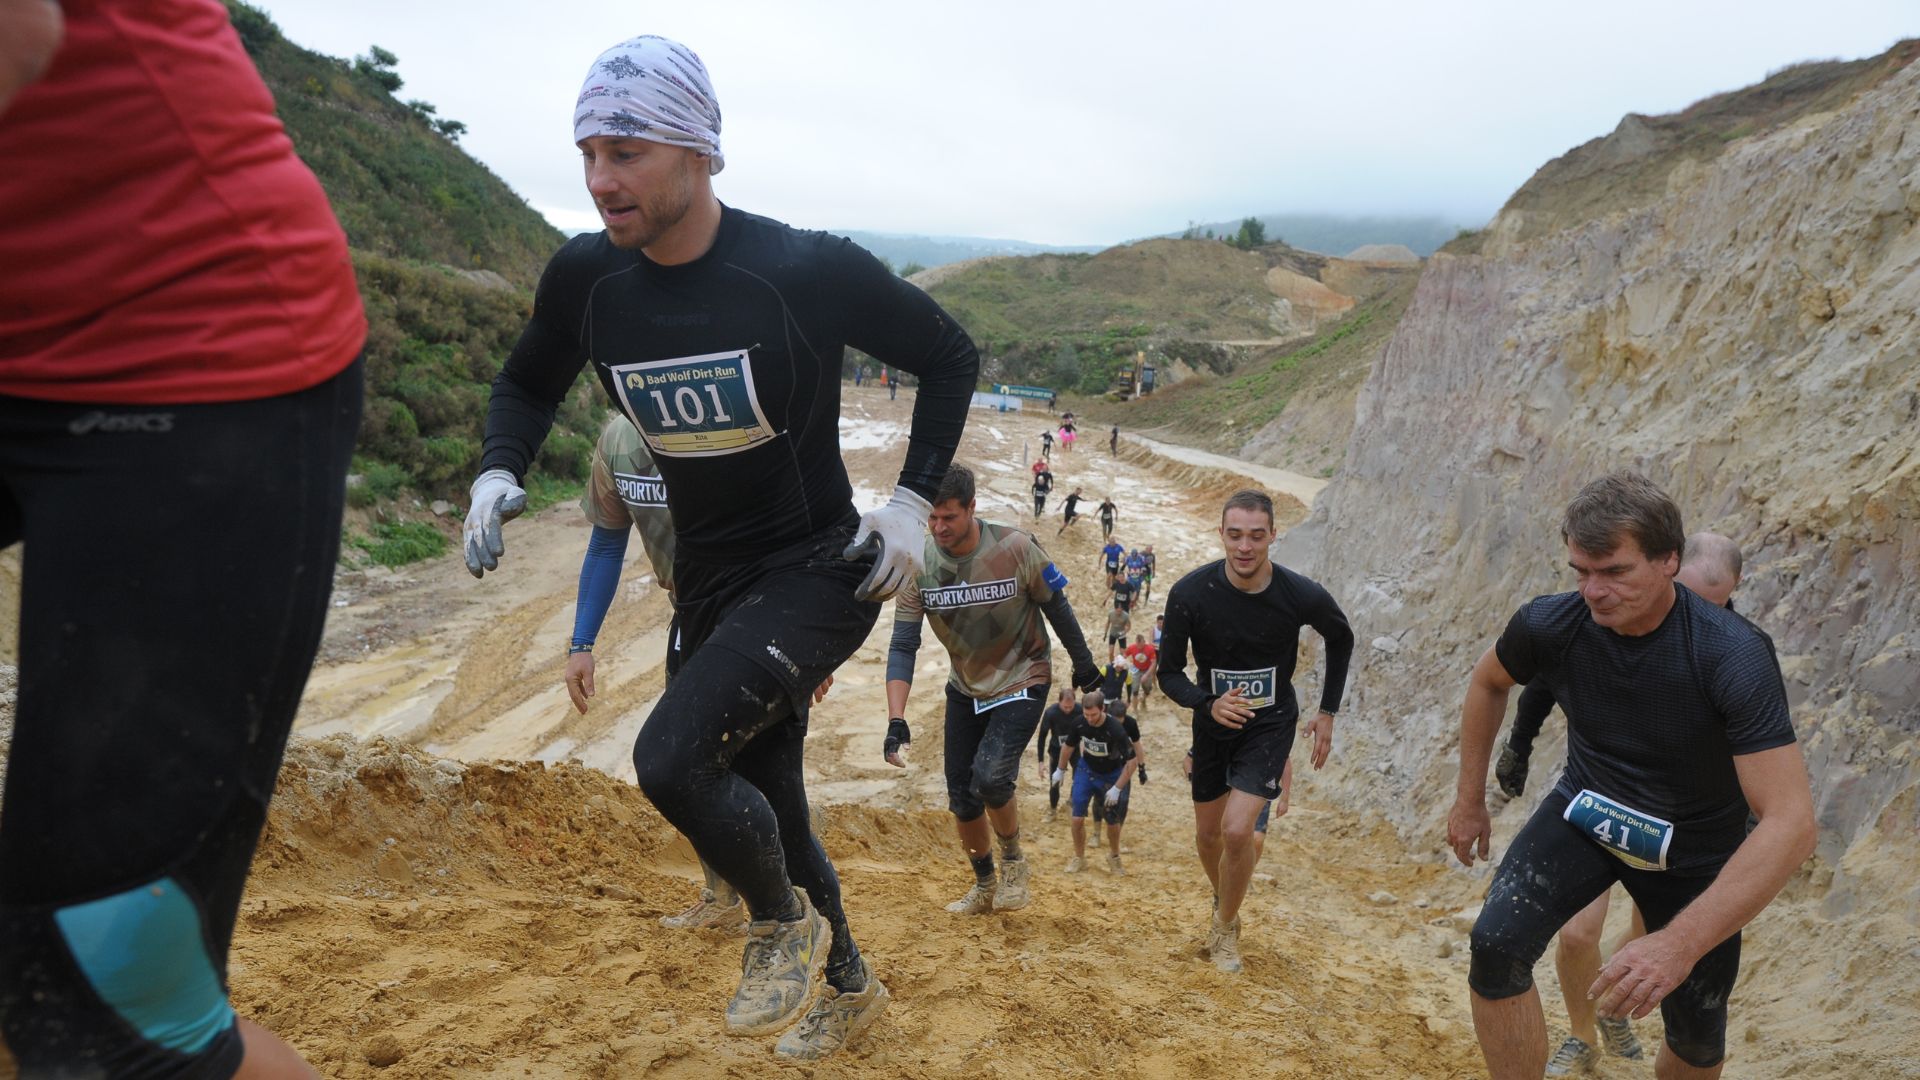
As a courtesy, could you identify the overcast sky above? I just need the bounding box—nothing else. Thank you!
[257,1,1913,246]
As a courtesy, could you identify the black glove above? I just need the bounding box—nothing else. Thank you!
[1072,665,1102,692]
[884,717,911,760]
[1137,764,1149,785]
[1494,742,1528,799]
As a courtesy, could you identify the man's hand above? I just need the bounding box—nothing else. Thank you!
[1494,742,1528,799]
[1303,710,1335,769]
[1072,664,1102,692]
[883,718,911,768]
[812,674,834,705]
[1447,796,1493,866]
[564,651,595,714]
[1589,931,1700,1021]
[842,485,931,602]
[462,469,527,578]
[1209,690,1255,730]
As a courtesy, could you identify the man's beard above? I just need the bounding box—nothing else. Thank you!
[605,168,694,250]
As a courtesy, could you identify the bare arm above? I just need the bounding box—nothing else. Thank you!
[0,0,61,113]
[1591,743,1817,1019]
[1446,646,1517,865]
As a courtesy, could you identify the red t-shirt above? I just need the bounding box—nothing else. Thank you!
[0,0,364,404]
[1125,642,1157,673]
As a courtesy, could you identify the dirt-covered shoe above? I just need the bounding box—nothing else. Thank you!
[660,889,744,931]
[774,958,891,1060]
[1106,853,1126,876]
[1597,1017,1644,1060]
[994,857,1032,911]
[1204,915,1243,974]
[1544,1035,1596,1076]
[724,889,828,1035]
[1064,856,1087,874]
[945,881,995,915]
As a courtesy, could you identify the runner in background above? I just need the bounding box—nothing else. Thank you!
[1036,688,1083,822]
[1054,692,1142,876]
[1031,461,1054,519]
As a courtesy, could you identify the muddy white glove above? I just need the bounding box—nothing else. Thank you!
[1051,769,1065,786]
[1104,786,1121,807]
[463,468,527,578]
[842,485,931,602]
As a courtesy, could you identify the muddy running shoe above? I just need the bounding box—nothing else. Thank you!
[994,857,1032,911]
[945,882,996,915]
[1544,1035,1596,1076]
[1204,915,1243,974]
[1598,1017,1645,1060]
[1106,853,1126,876]
[725,888,828,1035]
[774,957,891,1060]
[1045,804,1058,823]
[660,889,744,931]
[1064,855,1087,874]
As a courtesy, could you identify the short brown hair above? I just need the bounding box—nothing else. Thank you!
[1562,472,1685,562]
[1220,489,1274,529]
[935,463,976,507]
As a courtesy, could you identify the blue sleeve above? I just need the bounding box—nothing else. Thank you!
[570,525,630,648]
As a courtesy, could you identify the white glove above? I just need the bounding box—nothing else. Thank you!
[463,468,527,578]
[1104,785,1121,807]
[842,484,932,601]
[1051,769,1065,786]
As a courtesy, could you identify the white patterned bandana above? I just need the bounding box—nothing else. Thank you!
[573,36,724,175]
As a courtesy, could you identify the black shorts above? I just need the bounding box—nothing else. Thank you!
[1189,717,1294,803]
[1469,791,1742,1068]
[670,519,877,723]
[942,683,1047,820]
[0,359,362,1076]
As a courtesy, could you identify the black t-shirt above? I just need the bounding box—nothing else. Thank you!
[483,205,978,559]
[1062,493,1082,516]
[1494,585,1794,872]
[1038,703,1079,757]
[1098,501,1116,522]
[1063,712,1138,772]
[1158,560,1354,742]
[1033,470,1054,494]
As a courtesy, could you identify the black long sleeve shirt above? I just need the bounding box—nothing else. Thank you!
[482,205,978,558]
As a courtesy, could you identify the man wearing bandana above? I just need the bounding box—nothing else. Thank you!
[465,36,979,1059]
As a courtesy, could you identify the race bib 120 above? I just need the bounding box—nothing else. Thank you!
[1563,789,1675,871]
[1210,666,1278,709]
[608,349,778,458]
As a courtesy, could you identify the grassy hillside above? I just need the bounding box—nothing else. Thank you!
[227,3,600,518]
[1071,271,1418,474]
[924,237,1393,394]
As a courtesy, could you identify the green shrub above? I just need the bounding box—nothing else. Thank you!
[350,520,448,567]
[347,457,409,508]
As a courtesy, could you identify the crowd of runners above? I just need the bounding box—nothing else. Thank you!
[0,11,1821,1078]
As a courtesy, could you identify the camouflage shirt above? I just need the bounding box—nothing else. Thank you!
[583,415,676,590]
[895,519,1068,700]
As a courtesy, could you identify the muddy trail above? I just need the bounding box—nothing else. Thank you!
[3,386,1914,1077]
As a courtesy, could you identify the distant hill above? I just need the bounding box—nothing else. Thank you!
[837,231,1105,271]
[227,2,596,510]
[1159,214,1465,258]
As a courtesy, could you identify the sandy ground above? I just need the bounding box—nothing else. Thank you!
[2,385,1916,1076]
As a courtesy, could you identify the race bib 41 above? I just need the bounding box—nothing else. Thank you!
[609,349,778,457]
[1563,789,1675,871]
[1210,666,1278,709]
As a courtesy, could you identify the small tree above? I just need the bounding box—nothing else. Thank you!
[432,118,467,142]
[898,261,927,278]
[355,45,403,93]
[1232,217,1267,249]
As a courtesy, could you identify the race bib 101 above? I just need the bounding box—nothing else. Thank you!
[1563,789,1674,871]
[1210,666,1278,710]
[608,349,778,458]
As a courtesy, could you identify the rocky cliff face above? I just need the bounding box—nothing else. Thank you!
[1280,57,1920,905]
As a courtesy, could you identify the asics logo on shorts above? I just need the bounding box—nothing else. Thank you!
[68,411,175,435]
[922,578,1017,609]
